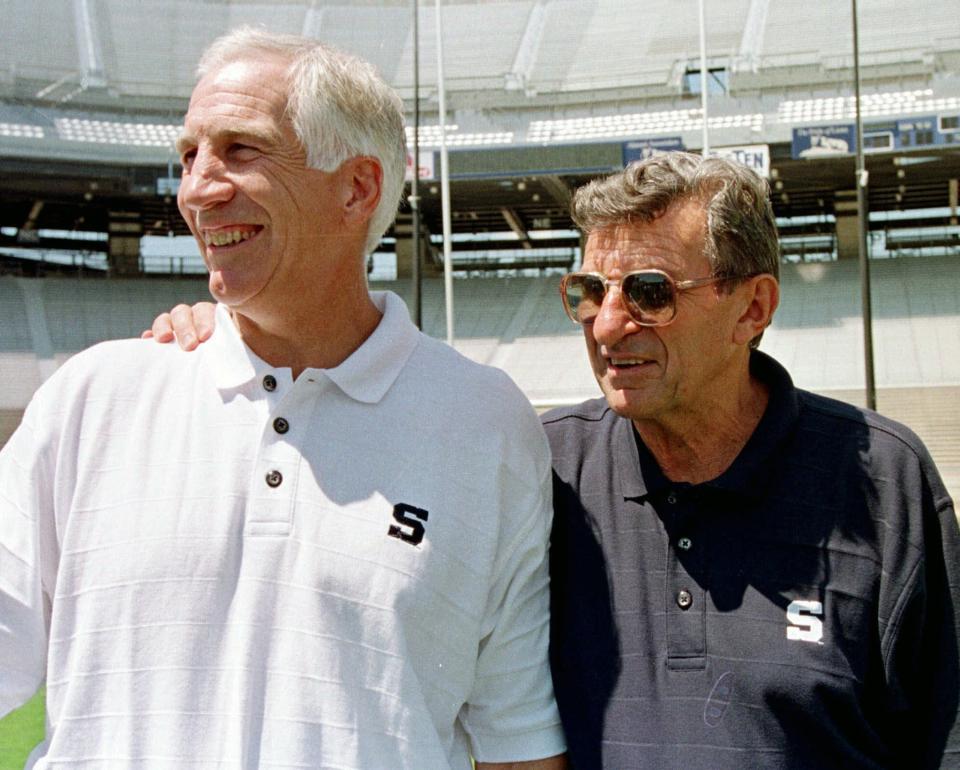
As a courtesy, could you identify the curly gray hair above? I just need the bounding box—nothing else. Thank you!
[571,152,781,346]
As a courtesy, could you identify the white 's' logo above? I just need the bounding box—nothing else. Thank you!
[786,600,823,643]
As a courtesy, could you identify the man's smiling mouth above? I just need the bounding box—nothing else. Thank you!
[202,226,263,247]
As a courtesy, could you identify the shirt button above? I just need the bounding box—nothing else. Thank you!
[678,537,693,551]
[273,417,290,434]
[676,589,693,610]
[265,470,283,488]
[262,374,277,392]
[666,492,677,505]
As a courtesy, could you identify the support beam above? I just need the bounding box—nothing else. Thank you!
[301,5,325,37]
[500,207,531,249]
[737,0,770,71]
[394,212,437,279]
[833,191,860,260]
[107,211,142,276]
[23,200,44,233]
[73,0,106,87]
[17,279,58,382]
[950,178,958,226]
[506,0,547,93]
[541,175,573,209]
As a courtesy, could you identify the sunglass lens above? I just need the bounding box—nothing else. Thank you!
[622,272,675,324]
[564,274,606,322]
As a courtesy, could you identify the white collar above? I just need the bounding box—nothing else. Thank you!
[204,291,421,404]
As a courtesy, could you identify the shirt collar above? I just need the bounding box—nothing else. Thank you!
[204,291,420,403]
[704,350,799,499]
[616,350,800,501]
[614,414,655,500]
[322,291,420,403]
[205,303,265,391]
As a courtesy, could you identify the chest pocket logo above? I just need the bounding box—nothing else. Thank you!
[387,503,429,546]
[786,599,824,643]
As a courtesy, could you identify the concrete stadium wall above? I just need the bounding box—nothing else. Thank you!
[2,256,959,447]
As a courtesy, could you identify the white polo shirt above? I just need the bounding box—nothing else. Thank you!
[0,291,564,769]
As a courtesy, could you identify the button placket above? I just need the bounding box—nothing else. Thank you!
[245,371,304,537]
[664,490,706,668]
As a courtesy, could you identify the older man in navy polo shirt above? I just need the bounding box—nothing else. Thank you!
[545,152,960,769]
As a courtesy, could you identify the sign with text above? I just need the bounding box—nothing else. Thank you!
[709,144,770,178]
[791,125,855,159]
[623,136,685,165]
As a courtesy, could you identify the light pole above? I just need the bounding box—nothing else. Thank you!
[698,0,709,155]
[852,0,877,410]
[410,0,423,329]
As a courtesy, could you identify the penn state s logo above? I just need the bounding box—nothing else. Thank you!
[786,599,824,643]
[387,503,429,546]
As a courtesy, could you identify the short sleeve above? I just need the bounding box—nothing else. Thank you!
[0,392,59,718]
[459,412,566,763]
[883,460,960,768]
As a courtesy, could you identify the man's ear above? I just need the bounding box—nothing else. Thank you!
[732,274,780,346]
[341,156,383,226]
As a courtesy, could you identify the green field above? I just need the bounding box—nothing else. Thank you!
[0,691,44,770]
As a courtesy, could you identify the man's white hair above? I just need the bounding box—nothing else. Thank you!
[198,27,407,256]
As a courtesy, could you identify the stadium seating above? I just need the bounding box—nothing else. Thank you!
[3,254,959,408]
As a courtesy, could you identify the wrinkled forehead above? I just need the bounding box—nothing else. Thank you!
[581,203,708,276]
[187,56,292,122]
[181,57,297,149]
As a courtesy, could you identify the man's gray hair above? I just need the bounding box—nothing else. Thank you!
[572,151,781,283]
[198,27,407,256]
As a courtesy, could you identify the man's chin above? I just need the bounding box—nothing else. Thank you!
[208,275,251,309]
[598,381,654,421]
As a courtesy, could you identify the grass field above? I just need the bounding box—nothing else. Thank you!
[0,691,44,770]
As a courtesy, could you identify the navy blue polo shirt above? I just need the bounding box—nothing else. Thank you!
[544,352,960,769]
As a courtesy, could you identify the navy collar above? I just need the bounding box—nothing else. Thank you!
[617,351,800,501]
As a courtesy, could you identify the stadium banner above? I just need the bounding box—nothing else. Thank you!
[794,116,959,159]
[708,144,770,178]
[405,150,436,181]
[866,115,959,151]
[792,125,855,159]
[623,137,685,165]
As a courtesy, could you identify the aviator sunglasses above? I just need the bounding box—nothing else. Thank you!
[560,269,741,327]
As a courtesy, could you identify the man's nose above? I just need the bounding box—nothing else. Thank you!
[590,286,639,347]
[179,150,234,211]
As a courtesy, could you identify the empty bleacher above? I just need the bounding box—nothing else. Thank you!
[395,1,533,92]
[3,255,959,400]
[1,0,79,84]
[760,0,958,70]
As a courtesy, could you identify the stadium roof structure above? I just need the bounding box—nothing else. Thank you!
[2,0,960,270]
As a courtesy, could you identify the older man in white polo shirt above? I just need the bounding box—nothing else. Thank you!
[0,28,566,770]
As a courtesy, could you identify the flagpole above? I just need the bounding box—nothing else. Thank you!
[434,0,454,346]
[851,0,876,409]
[410,0,422,329]
[698,0,710,155]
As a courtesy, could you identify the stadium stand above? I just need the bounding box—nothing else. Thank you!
[3,0,79,84]
[762,0,957,65]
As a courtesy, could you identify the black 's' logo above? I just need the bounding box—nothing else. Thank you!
[387,503,429,546]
